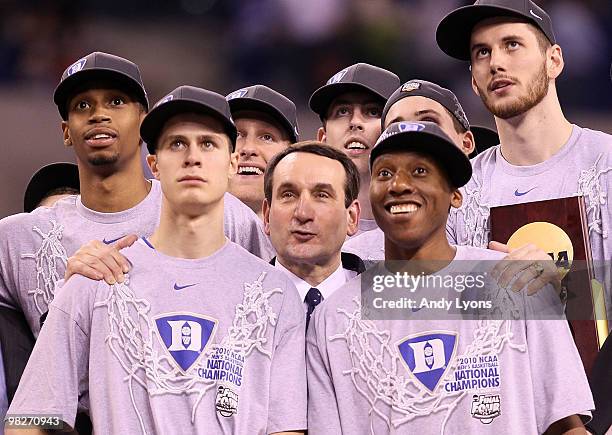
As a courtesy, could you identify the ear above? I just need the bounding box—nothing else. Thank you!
[317,126,326,142]
[471,75,481,97]
[346,199,361,237]
[450,189,463,209]
[228,149,238,179]
[461,130,476,156]
[146,154,160,180]
[262,198,272,236]
[548,44,564,80]
[62,121,72,147]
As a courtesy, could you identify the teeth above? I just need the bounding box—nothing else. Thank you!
[390,203,418,214]
[347,141,367,150]
[92,134,112,139]
[238,166,263,175]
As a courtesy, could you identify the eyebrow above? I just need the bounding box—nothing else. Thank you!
[275,181,337,194]
[163,133,223,143]
[386,109,442,126]
[471,34,526,51]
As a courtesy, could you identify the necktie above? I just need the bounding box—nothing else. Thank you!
[305,287,323,330]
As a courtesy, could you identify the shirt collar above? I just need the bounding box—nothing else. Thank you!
[273,260,350,302]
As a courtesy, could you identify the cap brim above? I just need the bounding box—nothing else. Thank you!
[54,69,148,120]
[370,132,472,188]
[228,98,297,142]
[24,162,79,212]
[437,5,533,61]
[309,82,387,118]
[141,100,238,154]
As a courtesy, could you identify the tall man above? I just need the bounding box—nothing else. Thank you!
[227,85,299,219]
[309,63,400,234]
[6,86,306,435]
[263,142,364,327]
[307,121,593,433]
[436,0,612,320]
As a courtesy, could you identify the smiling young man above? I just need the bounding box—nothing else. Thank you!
[6,86,306,435]
[262,142,364,327]
[436,0,612,320]
[227,85,299,219]
[306,121,593,434]
[310,63,400,234]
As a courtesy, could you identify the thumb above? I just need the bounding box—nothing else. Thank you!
[113,234,138,250]
[489,241,511,253]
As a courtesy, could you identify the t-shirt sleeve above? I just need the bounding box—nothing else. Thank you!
[5,275,94,430]
[446,210,458,245]
[223,193,275,261]
[266,277,306,433]
[306,306,342,434]
[0,216,20,310]
[525,319,594,434]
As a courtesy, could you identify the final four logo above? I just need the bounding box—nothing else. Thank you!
[397,331,457,393]
[67,58,87,76]
[154,313,218,373]
[327,68,349,84]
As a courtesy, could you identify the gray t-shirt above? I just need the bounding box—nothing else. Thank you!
[307,245,594,434]
[447,125,612,320]
[0,180,274,336]
[343,227,385,264]
[8,239,306,434]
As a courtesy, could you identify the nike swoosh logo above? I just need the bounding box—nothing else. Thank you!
[530,9,542,20]
[103,236,124,245]
[412,306,422,313]
[174,283,197,291]
[514,187,537,197]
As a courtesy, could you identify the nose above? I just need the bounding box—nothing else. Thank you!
[488,47,507,75]
[349,108,366,132]
[389,170,416,196]
[237,135,259,158]
[183,144,202,167]
[87,104,111,123]
[292,193,315,223]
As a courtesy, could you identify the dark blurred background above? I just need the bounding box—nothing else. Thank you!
[1,0,611,218]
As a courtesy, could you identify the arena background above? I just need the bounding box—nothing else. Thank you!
[1,0,611,218]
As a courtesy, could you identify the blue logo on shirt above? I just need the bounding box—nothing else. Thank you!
[397,332,458,393]
[174,283,197,291]
[514,187,536,196]
[103,236,124,245]
[155,313,217,373]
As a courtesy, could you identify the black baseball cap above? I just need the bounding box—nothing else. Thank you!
[436,0,556,61]
[382,80,470,132]
[141,85,237,154]
[54,52,149,120]
[309,63,400,119]
[471,125,500,156]
[24,162,79,212]
[370,121,472,188]
[227,85,299,143]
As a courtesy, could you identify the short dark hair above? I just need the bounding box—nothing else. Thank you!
[264,141,360,208]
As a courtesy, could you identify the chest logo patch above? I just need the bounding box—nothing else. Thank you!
[154,312,218,373]
[471,394,501,424]
[397,331,457,394]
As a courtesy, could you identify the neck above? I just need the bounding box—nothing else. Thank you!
[495,88,572,166]
[149,196,226,259]
[278,252,342,287]
[358,174,373,220]
[78,155,151,212]
[385,228,456,267]
[246,199,264,220]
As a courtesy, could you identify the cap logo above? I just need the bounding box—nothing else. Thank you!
[294,125,299,137]
[227,89,248,100]
[155,94,174,108]
[401,82,421,93]
[398,121,426,132]
[67,58,87,76]
[327,68,349,85]
[529,9,543,20]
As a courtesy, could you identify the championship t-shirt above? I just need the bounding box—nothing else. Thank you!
[8,239,306,434]
[307,245,594,434]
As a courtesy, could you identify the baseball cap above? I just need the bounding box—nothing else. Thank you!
[370,121,472,188]
[471,125,500,156]
[309,63,400,119]
[54,52,149,120]
[436,0,556,61]
[382,80,470,131]
[227,85,299,143]
[24,162,79,212]
[141,85,237,154]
